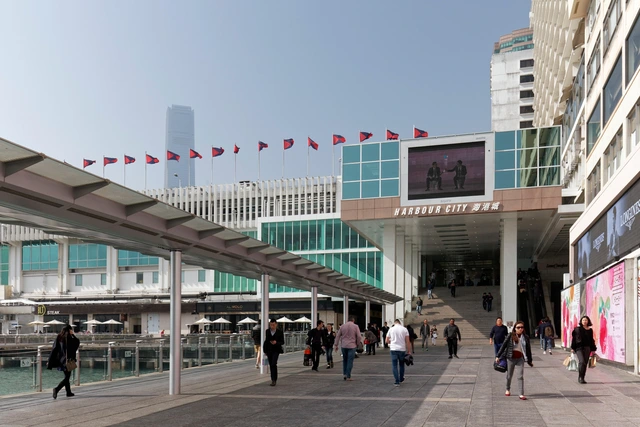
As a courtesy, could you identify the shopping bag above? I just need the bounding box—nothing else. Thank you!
[493,358,507,373]
[563,356,571,367]
[567,353,578,371]
[588,355,597,368]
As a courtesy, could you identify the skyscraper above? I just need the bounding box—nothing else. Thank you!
[165,105,195,188]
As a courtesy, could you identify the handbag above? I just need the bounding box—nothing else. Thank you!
[65,337,77,371]
[563,356,571,367]
[588,355,597,368]
[364,339,370,345]
[567,353,578,371]
[493,358,507,373]
[356,341,364,354]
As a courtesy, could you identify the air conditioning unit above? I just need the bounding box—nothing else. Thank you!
[70,269,76,273]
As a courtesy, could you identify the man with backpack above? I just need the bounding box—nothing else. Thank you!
[536,317,555,355]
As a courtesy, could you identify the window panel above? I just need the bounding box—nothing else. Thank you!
[299,220,308,251]
[342,182,360,199]
[308,220,318,251]
[539,167,560,186]
[380,160,399,179]
[539,147,560,167]
[342,164,360,182]
[587,99,602,154]
[381,141,399,160]
[539,127,560,147]
[517,168,538,187]
[627,10,640,84]
[361,181,380,198]
[495,151,515,170]
[361,143,380,162]
[517,149,538,168]
[101,273,107,286]
[588,36,601,90]
[495,170,516,189]
[333,220,342,250]
[518,129,538,148]
[75,275,82,286]
[343,145,360,163]
[198,270,206,282]
[136,272,144,284]
[603,54,623,124]
[324,220,334,250]
[380,179,399,197]
[496,131,516,151]
[361,162,380,180]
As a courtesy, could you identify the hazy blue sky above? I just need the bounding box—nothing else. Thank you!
[0,1,531,189]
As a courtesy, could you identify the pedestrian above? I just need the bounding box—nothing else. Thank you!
[486,293,493,312]
[448,279,456,297]
[365,325,377,355]
[489,317,509,357]
[251,324,262,369]
[419,319,430,351]
[536,317,555,355]
[334,316,363,381]
[47,325,80,399]
[571,315,597,384]
[443,318,461,358]
[381,322,390,348]
[263,319,285,386]
[374,323,381,347]
[427,279,435,299]
[406,324,417,353]
[307,320,328,371]
[416,296,423,315]
[496,320,533,400]
[482,293,487,310]
[536,319,545,349]
[430,325,438,346]
[386,319,411,386]
[325,323,336,369]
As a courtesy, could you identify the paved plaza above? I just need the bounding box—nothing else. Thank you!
[1,343,640,426]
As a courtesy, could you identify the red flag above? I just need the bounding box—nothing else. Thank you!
[332,134,346,145]
[359,132,373,142]
[103,157,118,166]
[233,145,240,154]
[83,159,96,169]
[189,149,202,159]
[258,141,269,151]
[414,127,429,138]
[146,154,159,164]
[167,150,180,161]
[308,137,318,151]
[124,155,135,164]
[283,138,294,150]
[386,130,399,140]
[212,147,224,157]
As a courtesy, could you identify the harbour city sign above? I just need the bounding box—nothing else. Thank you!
[394,201,502,217]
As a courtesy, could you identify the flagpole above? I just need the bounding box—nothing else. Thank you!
[102,155,105,178]
[307,139,309,177]
[258,150,261,181]
[211,146,214,185]
[144,151,148,191]
[188,156,191,187]
[234,153,237,182]
[331,142,335,177]
[123,158,126,187]
[282,147,285,179]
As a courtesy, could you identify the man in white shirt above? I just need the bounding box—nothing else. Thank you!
[386,319,411,386]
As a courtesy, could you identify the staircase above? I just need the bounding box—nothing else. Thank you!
[404,285,502,346]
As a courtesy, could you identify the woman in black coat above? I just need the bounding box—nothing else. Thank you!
[263,319,285,386]
[496,320,533,400]
[571,315,597,384]
[47,325,80,399]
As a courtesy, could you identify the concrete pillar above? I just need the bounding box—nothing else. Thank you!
[57,240,69,294]
[412,246,419,298]
[365,300,370,326]
[311,286,318,325]
[260,273,270,375]
[106,247,119,294]
[395,233,405,320]
[381,304,387,326]
[9,243,22,295]
[501,217,518,329]
[169,250,182,395]
[382,226,397,324]
[404,239,412,316]
[159,257,170,293]
[343,295,349,322]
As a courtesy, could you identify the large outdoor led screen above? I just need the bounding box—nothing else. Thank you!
[407,141,485,200]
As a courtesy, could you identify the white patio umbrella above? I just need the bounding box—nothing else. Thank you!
[83,319,103,325]
[237,317,258,331]
[294,316,311,323]
[102,318,123,333]
[193,317,213,325]
[212,317,232,332]
[28,320,46,333]
[45,319,66,333]
[276,316,293,323]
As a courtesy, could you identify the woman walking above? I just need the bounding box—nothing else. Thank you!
[571,316,597,384]
[47,325,80,399]
[496,320,533,400]
[325,323,336,369]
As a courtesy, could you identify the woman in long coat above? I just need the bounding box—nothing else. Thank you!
[47,325,80,399]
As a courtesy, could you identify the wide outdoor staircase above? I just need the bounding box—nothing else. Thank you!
[404,285,502,346]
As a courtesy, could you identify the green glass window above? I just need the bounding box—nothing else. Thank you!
[101,273,107,286]
[587,99,602,154]
[22,241,59,271]
[518,129,538,149]
[342,182,360,199]
[517,169,538,187]
[214,271,257,293]
[603,54,623,125]
[380,179,399,197]
[69,244,107,269]
[381,141,399,160]
[75,275,83,286]
[517,149,538,169]
[343,164,360,182]
[495,131,516,151]
[152,271,159,284]
[495,151,515,170]
[361,163,380,180]
[308,220,318,251]
[1,246,9,286]
[118,250,159,267]
[361,143,380,162]
[380,161,399,179]
[198,270,206,282]
[495,170,515,189]
[343,145,360,163]
[539,167,560,186]
[538,127,560,147]
[361,181,380,198]
[540,146,560,167]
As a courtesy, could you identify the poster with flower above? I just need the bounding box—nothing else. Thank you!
[585,262,626,363]
[561,283,580,348]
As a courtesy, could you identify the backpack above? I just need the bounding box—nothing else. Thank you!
[544,325,553,337]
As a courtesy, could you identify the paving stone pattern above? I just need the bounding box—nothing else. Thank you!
[1,344,640,426]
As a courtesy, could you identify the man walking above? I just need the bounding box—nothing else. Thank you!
[334,316,363,381]
[416,296,423,315]
[427,279,435,299]
[419,319,430,351]
[537,317,555,355]
[489,317,508,357]
[307,320,327,371]
[381,322,390,348]
[263,319,285,386]
[486,293,494,312]
[443,318,462,359]
[386,319,411,386]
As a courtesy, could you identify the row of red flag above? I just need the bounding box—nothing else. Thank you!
[83,127,429,169]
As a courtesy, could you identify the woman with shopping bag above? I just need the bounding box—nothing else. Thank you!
[570,315,597,384]
[496,320,533,400]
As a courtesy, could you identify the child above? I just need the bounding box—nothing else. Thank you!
[430,325,438,346]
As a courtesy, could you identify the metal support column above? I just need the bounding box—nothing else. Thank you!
[107,342,115,381]
[365,300,370,326]
[169,250,182,395]
[311,286,318,325]
[36,345,44,392]
[198,336,203,366]
[260,273,270,375]
[343,295,349,323]
[135,340,141,377]
[75,346,81,386]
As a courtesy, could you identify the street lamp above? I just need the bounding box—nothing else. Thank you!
[173,173,182,188]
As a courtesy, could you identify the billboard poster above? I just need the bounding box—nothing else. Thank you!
[561,283,581,348]
[576,177,640,278]
[407,141,485,200]
[585,262,626,363]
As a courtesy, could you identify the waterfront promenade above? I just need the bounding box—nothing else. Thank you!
[1,344,640,427]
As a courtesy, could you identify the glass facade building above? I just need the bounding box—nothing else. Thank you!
[69,244,107,269]
[1,246,8,285]
[22,241,59,271]
[118,250,159,267]
[342,141,400,200]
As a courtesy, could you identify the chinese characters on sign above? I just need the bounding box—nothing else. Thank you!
[394,201,501,217]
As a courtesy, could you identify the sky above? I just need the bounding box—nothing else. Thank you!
[0,1,532,190]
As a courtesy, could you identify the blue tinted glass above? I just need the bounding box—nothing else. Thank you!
[343,145,360,163]
[381,179,399,197]
[381,142,399,160]
[361,144,380,162]
[495,151,515,170]
[343,164,360,182]
[539,167,560,186]
[361,163,380,180]
[495,131,515,151]
[495,170,515,189]
[361,181,380,198]
[342,182,360,199]
[380,161,399,178]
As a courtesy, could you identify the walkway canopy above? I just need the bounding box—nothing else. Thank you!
[0,137,400,305]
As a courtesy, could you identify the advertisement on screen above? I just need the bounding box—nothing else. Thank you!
[406,141,486,200]
[561,283,581,348]
[585,262,625,363]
